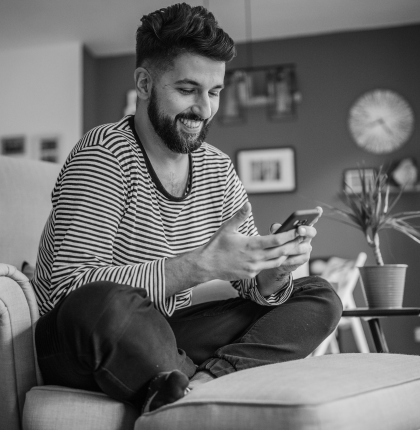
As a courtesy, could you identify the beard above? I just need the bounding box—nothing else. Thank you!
[147,87,211,154]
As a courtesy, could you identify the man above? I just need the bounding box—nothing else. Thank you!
[33,3,342,414]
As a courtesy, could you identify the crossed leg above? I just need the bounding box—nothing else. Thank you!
[35,276,342,413]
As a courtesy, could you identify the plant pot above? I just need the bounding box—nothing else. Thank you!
[358,265,407,308]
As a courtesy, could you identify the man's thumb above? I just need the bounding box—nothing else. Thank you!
[224,202,252,231]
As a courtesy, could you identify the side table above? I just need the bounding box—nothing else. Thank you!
[342,307,420,353]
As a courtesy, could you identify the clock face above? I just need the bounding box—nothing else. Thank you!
[348,90,414,154]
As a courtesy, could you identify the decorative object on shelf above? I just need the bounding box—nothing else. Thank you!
[388,157,419,190]
[236,147,296,194]
[343,168,376,194]
[327,166,420,308]
[348,89,414,154]
[343,162,420,195]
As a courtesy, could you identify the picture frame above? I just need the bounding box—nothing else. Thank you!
[343,168,376,194]
[31,135,61,163]
[236,147,296,194]
[1,135,26,158]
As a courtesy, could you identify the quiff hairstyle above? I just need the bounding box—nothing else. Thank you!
[135,3,236,74]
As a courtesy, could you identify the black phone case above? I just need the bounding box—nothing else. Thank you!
[275,209,320,234]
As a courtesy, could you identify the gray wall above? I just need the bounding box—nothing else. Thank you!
[84,24,420,354]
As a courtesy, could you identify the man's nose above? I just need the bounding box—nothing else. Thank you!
[192,93,212,120]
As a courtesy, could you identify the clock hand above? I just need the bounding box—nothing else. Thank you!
[365,119,382,127]
[381,122,394,136]
[370,118,394,136]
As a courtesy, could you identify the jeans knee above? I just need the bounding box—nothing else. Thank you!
[57,282,151,350]
[314,277,343,329]
[294,276,343,330]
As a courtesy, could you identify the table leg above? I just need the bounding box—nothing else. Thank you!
[367,318,389,353]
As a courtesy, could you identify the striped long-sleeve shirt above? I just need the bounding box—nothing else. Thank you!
[32,115,293,316]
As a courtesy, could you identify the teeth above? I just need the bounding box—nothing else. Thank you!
[179,118,201,129]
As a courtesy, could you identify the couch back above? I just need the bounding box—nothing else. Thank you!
[0,156,61,268]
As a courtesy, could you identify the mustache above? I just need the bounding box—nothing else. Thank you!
[176,112,206,122]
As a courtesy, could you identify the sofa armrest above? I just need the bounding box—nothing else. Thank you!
[0,264,43,430]
[0,264,42,332]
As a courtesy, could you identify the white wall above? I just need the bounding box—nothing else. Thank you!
[0,42,83,164]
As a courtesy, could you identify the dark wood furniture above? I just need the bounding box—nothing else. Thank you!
[342,307,420,353]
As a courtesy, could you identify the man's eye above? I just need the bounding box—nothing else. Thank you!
[209,91,220,97]
[179,88,195,95]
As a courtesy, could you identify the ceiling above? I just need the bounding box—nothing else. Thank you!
[1,0,420,57]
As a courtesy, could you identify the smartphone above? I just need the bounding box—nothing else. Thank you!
[274,207,323,234]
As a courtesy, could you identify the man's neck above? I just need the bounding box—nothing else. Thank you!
[134,114,190,198]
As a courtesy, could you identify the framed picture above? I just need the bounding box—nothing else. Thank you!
[343,168,376,194]
[236,147,296,194]
[1,136,26,158]
[32,135,61,163]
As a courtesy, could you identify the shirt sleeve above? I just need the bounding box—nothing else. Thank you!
[232,274,294,306]
[46,144,175,316]
[224,161,295,306]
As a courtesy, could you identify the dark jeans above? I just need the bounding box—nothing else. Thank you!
[35,276,342,409]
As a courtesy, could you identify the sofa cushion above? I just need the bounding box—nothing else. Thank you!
[136,353,420,430]
[23,385,138,430]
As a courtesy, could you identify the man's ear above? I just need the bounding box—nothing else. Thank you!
[134,67,152,100]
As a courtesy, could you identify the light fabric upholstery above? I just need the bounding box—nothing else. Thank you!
[0,156,61,268]
[0,267,40,430]
[137,353,420,430]
[23,386,138,430]
[0,266,138,430]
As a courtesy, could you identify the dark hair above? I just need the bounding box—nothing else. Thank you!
[135,3,236,73]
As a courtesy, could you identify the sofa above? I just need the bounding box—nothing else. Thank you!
[2,154,420,430]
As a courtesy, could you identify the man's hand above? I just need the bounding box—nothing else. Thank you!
[198,202,311,283]
[165,202,316,298]
[255,219,317,297]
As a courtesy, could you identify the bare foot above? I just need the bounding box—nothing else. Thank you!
[142,370,189,414]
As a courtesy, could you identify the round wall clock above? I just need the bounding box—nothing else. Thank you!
[348,89,414,154]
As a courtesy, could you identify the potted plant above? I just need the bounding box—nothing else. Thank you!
[327,166,420,308]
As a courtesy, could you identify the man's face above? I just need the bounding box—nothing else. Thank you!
[147,53,225,153]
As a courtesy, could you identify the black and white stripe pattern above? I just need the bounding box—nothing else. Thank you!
[32,116,293,316]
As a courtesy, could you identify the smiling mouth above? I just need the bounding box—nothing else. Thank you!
[178,117,203,132]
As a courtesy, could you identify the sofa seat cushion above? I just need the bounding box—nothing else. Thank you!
[136,353,420,430]
[23,385,138,430]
